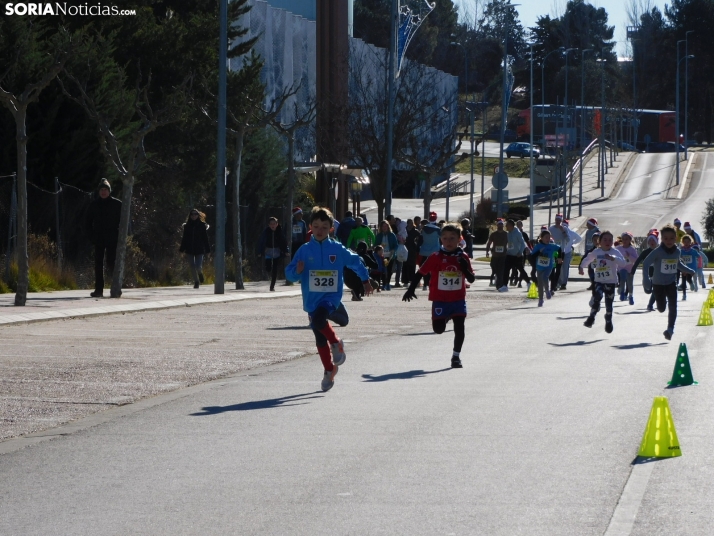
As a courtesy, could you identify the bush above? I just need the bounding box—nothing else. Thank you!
[702,199,714,244]
[473,227,490,244]
[506,203,530,219]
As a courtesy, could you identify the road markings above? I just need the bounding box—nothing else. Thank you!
[604,461,655,535]
[676,153,696,199]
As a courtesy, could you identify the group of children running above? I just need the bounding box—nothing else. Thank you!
[286,206,706,391]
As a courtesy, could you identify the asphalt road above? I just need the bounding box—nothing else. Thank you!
[1,284,713,535]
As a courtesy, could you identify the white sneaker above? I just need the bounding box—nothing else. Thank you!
[321,366,338,392]
[498,285,509,292]
[331,339,346,366]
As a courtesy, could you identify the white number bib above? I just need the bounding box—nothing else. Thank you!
[681,255,692,265]
[495,246,504,253]
[309,270,338,292]
[438,271,462,291]
[661,259,678,273]
[292,225,302,235]
[537,256,550,267]
[595,267,611,279]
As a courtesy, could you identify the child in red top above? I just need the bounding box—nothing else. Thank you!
[402,223,476,368]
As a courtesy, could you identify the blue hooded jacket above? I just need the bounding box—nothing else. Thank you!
[285,236,370,313]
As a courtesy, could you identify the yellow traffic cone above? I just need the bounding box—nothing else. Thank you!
[708,289,714,308]
[708,273,713,285]
[638,396,681,458]
[697,302,713,326]
[527,281,538,299]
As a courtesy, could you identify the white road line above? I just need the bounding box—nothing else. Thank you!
[676,153,696,199]
[604,461,655,535]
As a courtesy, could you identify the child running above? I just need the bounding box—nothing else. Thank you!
[402,223,476,368]
[285,207,374,391]
[616,232,638,304]
[678,235,701,300]
[642,224,695,340]
[530,230,562,307]
[630,231,659,311]
[578,230,627,333]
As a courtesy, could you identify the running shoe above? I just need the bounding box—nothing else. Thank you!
[393,283,402,288]
[663,329,673,341]
[545,290,552,300]
[628,295,634,305]
[451,356,463,368]
[605,320,613,333]
[194,281,200,289]
[682,294,687,301]
[321,366,338,392]
[646,305,654,312]
[619,292,626,302]
[703,283,707,289]
[583,316,595,328]
[331,339,346,366]
[498,285,509,292]
[518,282,523,288]
[538,299,544,307]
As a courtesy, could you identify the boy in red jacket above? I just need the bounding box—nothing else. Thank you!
[402,223,476,368]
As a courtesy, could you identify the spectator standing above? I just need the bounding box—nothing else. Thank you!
[179,209,211,289]
[486,219,509,291]
[504,219,531,289]
[461,218,474,259]
[257,217,289,291]
[548,214,582,290]
[375,220,398,290]
[290,207,308,259]
[85,179,121,298]
[417,211,441,289]
[346,216,376,250]
[402,219,420,284]
[335,211,356,245]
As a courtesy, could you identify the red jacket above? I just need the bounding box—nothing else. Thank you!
[418,248,473,302]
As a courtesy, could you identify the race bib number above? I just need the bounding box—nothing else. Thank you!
[292,225,302,235]
[309,270,338,293]
[438,271,462,291]
[495,246,504,253]
[681,255,692,265]
[661,259,678,273]
[537,256,550,267]
[595,267,611,279]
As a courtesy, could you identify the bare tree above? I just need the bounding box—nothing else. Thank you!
[0,21,72,306]
[60,34,191,298]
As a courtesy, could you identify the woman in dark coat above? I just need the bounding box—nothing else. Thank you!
[257,216,289,291]
[179,209,211,288]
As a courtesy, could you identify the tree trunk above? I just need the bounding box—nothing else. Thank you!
[233,128,245,290]
[422,178,433,220]
[285,134,296,249]
[14,106,29,307]
[110,176,134,298]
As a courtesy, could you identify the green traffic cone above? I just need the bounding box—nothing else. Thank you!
[668,343,698,387]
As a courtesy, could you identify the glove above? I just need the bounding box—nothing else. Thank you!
[457,256,476,283]
[402,288,418,302]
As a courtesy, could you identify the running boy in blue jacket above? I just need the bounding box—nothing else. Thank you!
[286,207,374,391]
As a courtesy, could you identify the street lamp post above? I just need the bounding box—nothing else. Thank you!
[528,42,539,241]
[562,48,577,218]
[214,0,227,294]
[496,3,520,218]
[676,45,695,185]
[598,53,606,197]
[451,40,470,222]
[541,47,565,174]
[579,49,593,217]
[685,30,694,160]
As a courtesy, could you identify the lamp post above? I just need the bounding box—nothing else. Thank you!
[685,30,694,160]
[385,0,397,217]
[528,41,539,241]
[451,40,472,222]
[214,0,227,294]
[562,47,577,218]
[579,49,593,217]
[676,47,695,185]
[541,47,565,163]
[496,3,520,217]
[598,52,606,197]
[563,48,577,137]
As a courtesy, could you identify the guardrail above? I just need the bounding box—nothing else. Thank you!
[508,138,602,205]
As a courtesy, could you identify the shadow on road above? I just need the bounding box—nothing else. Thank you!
[362,368,451,382]
[556,315,590,320]
[401,332,439,336]
[265,326,312,330]
[548,340,604,347]
[189,392,324,415]
[618,310,653,315]
[612,342,668,350]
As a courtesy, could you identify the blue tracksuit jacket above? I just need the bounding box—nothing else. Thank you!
[285,236,370,313]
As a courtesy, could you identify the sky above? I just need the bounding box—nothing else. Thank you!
[453,0,669,56]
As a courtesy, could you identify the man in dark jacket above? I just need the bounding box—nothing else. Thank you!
[85,179,121,298]
[335,211,356,245]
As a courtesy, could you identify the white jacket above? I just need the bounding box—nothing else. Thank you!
[548,224,582,254]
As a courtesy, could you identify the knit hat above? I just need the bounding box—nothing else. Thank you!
[647,234,659,247]
[621,231,633,239]
[587,217,598,226]
[648,228,660,237]
[555,213,563,220]
[674,218,681,225]
[429,211,437,222]
[684,221,692,230]
[496,219,504,226]
[292,207,302,215]
[98,178,111,192]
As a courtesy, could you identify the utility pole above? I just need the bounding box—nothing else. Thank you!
[214,0,227,294]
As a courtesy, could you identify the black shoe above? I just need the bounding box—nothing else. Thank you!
[605,319,613,333]
[199,272,204,283]
[193,281,199,289]
[393,283,402,288]
[583,316,595,328]
[663,329,673,340]
[270,286,275,292]
[90,290,103,298]
[560,284,567,290]
[587,284,594,290]
[451,357,463,368]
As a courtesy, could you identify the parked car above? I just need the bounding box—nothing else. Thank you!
[504,142,540,159]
